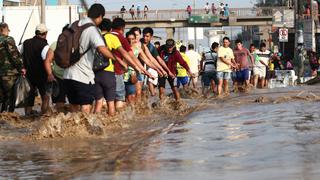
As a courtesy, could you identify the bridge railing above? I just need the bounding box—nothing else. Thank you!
[104,7,291,21]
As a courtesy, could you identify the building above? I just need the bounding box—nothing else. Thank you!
[4,0,69,6]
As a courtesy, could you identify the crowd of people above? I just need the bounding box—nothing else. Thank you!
[0,3,317,119]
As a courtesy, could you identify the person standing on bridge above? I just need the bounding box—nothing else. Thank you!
[120,6,126,19]
[219,3,224,17]
[129,5,135,20]
[211,3,217,15]
[224,4,230,17]
[204,2,210,14]
[144,5,149,19]
[137,5,141,19]
[186,5,192,18]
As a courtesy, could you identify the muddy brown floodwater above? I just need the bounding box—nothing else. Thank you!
[0,85,320,179]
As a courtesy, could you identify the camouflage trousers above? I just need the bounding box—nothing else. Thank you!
[0,75,18,112]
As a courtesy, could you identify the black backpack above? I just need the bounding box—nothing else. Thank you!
[92,33,110,72]
[54,20,94,68]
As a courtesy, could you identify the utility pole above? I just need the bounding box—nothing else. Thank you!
[41,0,46,24]
[1,0,4,22]
[193,0,197,51]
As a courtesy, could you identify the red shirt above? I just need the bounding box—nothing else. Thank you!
[160,50,190,76]
[111,29,132,75]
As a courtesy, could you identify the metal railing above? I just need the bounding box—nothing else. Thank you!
[104,7,291,21]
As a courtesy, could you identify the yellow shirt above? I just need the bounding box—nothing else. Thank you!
[177,53,191,77]
[217,46,234,72]
[269,61,275,71]
[103,33,122,72]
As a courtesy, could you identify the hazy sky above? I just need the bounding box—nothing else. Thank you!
[70,0,254,10]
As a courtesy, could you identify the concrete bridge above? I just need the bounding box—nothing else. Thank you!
[105,7,291,29]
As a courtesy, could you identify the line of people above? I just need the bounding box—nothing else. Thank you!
[199,38,294,97]
[121,5,149,20]
[0,3,195,117]
[0,3,295,118]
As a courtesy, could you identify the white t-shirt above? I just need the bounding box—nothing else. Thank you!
[255,49,271,67]
[186,50,201,74]
[63,17,105,84]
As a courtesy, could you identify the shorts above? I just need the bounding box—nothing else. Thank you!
[231,71,237,81]
[216,71,231,80]
[52,77,67,103]
[137,72,145,82]
[148,68,158,85]
[177,76,189,88]
[158,76,176,88]
[253,66,266,78]
[267,70,276,79]
[202,71,218,87]
[94,71,116,102]
[236,69,250,82]
[27,78,46,107]
[64,79,95,105]
[125,82,136,95]
[115,74,125,101]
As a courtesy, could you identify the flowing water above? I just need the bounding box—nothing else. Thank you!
[0,86,320,179]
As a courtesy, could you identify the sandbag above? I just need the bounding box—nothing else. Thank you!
[14,76,31,107]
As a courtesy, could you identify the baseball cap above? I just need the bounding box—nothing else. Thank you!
[165,39,175,48]
[36,24,49,33]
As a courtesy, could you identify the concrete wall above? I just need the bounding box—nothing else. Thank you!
[1,5,78,45]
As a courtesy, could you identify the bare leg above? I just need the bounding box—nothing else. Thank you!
[116,101,126,111]
[217,79,223,96]
[81,104,91,114]
[107,101,116,116]
[172,87,180,101]
[55,102,65,113]
[148,82,156,96]
[41,95,50,114]
[94,99,103,113]
[135,82,143,101]
[70,104,80,112]
[126,94,136,105]
[159,87,165,100]
[223,79,229,95]
[253,75,259,88]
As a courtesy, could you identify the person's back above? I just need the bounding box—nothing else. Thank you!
[63,17,99,84]
[0,35,22,76]
[0,23,24,112]
[203,50,218,72]
[23,36,48,83]
[177,52,190,77]
[121,7,126,13]
[186,49,201,74]
[63,4,114,113]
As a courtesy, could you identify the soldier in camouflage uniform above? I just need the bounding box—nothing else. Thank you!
[0,23,25,112]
